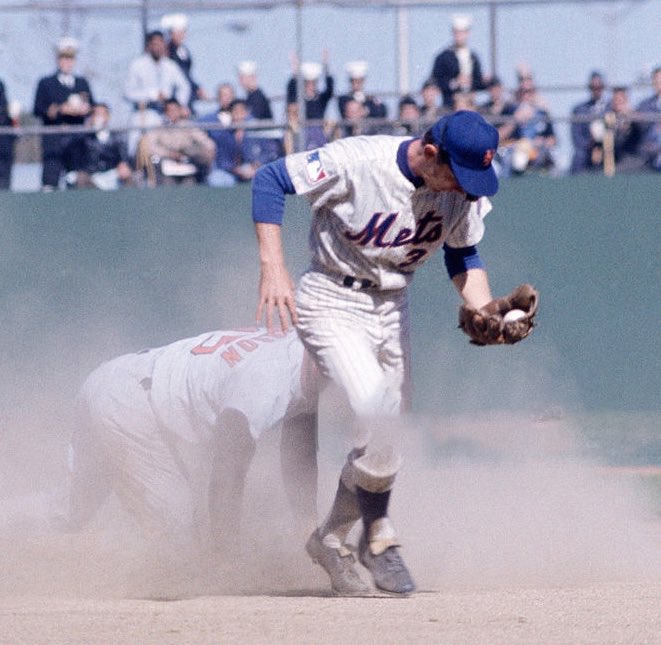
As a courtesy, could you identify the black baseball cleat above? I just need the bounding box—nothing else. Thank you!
[306,529,371,596]
[358,534,416,596]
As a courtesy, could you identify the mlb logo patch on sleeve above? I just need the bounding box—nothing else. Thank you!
[305,150,327,183]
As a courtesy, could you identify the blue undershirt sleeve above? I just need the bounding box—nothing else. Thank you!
[443,243,485,279]
[252,158,296,225]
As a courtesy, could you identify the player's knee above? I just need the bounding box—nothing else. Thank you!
[350,379,403,419]
[341,444,402,493]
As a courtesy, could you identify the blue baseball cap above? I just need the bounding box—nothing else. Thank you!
[429,110,499,197]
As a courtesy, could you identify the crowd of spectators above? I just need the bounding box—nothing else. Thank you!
[0,11,658,191]
[570,67,661,174]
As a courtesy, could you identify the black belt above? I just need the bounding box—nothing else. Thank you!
[342,275,376,290]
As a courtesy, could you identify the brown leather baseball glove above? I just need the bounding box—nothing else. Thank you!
[458,283,539,346]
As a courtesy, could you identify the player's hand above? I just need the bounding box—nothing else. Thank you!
[458,283,539,346]
[256,261,298,333]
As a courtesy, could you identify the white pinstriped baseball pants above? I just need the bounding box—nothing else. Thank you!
[296,271,412,492]
[295,271,412,423]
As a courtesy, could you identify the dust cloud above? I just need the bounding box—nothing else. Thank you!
[1,369,660,601]
[1,208,659,602]
[393,411,661,591]
[2,402,659,601]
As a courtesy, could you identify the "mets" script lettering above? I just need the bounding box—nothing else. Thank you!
[344,211,443,248]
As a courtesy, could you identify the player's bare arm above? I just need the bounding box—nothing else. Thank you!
[452,267,493,309]
[252,158,300,331]
[255,222,298,332]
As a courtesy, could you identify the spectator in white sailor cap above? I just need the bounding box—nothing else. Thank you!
[286,51,334,121]
[162,12,208,111]
[429,13,489,108]
[237,60,273,120]
[33,35,95,190]
[338,59,387,121]
[57,36,79,57]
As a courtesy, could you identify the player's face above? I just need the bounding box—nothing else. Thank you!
[424,164,463,193]
[420,145,464,194]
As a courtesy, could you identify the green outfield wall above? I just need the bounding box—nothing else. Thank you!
[1,174,659,460]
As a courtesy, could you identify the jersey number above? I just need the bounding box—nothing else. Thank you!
[397,248,428,268]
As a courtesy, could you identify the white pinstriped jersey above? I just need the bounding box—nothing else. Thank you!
[77,327,315,443]
[285,135,492,291]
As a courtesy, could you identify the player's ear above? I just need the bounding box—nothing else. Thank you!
[422,143,439,162]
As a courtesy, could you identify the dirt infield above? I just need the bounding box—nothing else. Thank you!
[2,411,659,644]
[1,514,660,645]
[2,580,660,644]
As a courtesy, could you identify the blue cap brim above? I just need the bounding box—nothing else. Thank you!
[449,157,499,197]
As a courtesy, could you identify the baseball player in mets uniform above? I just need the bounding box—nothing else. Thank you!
[251,110,501,596]
[62,327,320,553]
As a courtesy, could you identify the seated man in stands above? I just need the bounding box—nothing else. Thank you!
[213,82,236,127]
[605,86,644,174]
[391,95,422,136]
[569,71,608,174]
[138,98,216,186]
[478,76,515,126]
[419,79,442,126]
[635,66,661,172]
[497,79,557,176]
[283,101,331,154]
[202,98,282,187]
[332,97,381,139]
[66,103,133,190]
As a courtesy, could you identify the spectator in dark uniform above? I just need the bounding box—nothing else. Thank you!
[0,79,19,190]
[429,14,489,109]
[337,60,387,120]
[33,37,95,191]
[286,52,334,121]
[161,13,208,114]
[635,66,661,172]
[569,71,609,174]
[66,103,133,190]
[236,61,273,120]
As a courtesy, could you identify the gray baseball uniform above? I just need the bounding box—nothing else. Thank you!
[68,327,317,542]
